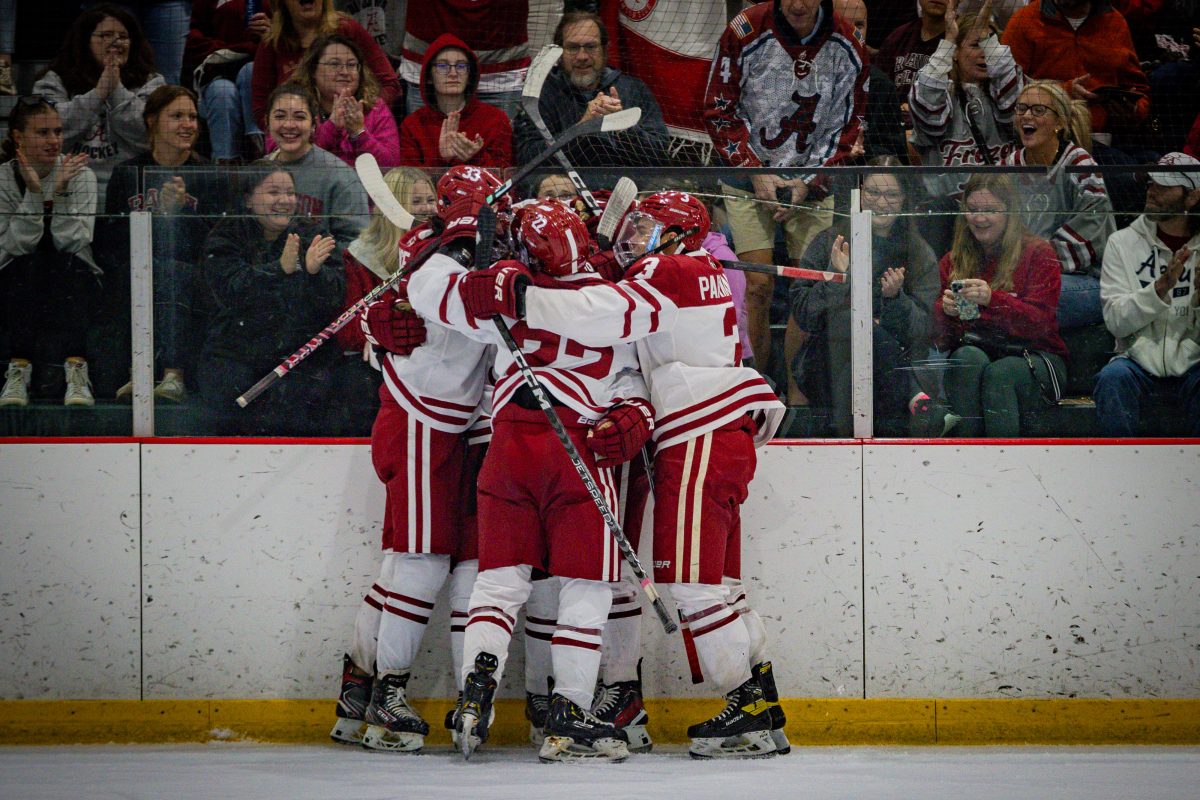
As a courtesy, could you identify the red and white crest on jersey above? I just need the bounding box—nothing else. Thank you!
[619,0,657,22]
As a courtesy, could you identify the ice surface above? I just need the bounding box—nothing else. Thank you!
[2,744,1199,800]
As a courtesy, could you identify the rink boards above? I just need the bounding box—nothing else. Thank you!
[1,440,1198,744]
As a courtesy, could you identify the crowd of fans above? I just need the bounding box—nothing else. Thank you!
[0,0,1197,439]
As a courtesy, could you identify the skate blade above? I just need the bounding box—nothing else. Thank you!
[538,735,629,763]
[529,724,545,747]
[360,724,424,753]
[688,729,777,760]
[329,717,366,745]
[623,724,653,754]
[460,711,481,760]
[770,728,791,755]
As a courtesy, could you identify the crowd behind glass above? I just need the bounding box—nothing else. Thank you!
[1,0,1198,439]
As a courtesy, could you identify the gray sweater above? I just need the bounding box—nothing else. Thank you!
[0,155,99,274]
[265,145,370,250]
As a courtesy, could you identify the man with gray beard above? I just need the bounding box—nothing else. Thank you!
[513,10,670,168]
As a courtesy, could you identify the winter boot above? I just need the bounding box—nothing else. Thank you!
[457,652,499,759]
[329,654,373,745]
[753,660,790,755]
[687,676,776,760]
[539,693,630,763]
[591,670,652,753]
[1,360,32,407]
[525,691,550,746]
[361,669,429,752]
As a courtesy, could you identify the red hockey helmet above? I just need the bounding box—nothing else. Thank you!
[436,165,504,219]
[514,201,591,277]
[636,191,710,252]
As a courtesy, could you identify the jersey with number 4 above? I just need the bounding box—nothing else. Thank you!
[377,226,493,434]
[524,251,785,450]
[408,257,647,422]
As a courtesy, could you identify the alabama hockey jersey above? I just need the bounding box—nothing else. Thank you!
[408,255,647,423]
[523,250,785,451]
[703,0,866,190]
[374,226,493,433]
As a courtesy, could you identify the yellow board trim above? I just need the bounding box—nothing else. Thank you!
[3,699,1199,746]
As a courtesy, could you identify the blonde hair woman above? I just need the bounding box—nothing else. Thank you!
[933,173,1068,437]
[1001,79,1116,329]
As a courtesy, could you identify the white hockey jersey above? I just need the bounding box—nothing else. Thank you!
[523,250,785,451]
[408,254,648,422]
[374,228,493,434]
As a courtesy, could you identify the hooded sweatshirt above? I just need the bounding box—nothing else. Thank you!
[1100,214,1200,377]
[398,33,513,168]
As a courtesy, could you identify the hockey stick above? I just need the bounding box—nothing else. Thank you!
[720,259,846,283]
[522,45,603,216]
[485,107,641,206]
[477,204,677,636]
[596,176,637,249]
[354,154,415,231]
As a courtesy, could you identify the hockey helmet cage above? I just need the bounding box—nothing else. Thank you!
[636,191,709,252]
[514,201,592,277]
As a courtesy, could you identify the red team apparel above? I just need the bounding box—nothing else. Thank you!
[399,0,530,96]
[523,250,785,584]
[703,0,866,194]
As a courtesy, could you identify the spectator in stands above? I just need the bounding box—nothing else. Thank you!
[185,0,272,162]
[877,0,952,103]
[704,222,756,369]
[251,0,400,132]
[337,166,434,356]
[704,0,867,378]
[34,5,167,195]
[196,165,343,434]
[83,0,193,86]
[1002,0,1149,149]
[102,85,217,404]
[0,97,100,408]
[1113,1,1199,154]
[864,0,918,54]
[534,173,579,203]
[910,1,1023,255]
[0,0,15,95]
[399,0,531,119]
[933,173,1067,437]
[398,35,512,168]
[1001,79,1115,328]
[837,0,908,162]
[513,11,669,168]
[786,158,940,434]
[1094,152,1200,436]
[262,82,369,250]
[294,34,400,168]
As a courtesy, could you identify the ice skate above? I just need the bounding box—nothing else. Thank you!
[687,677,776,760]
[458,652,499,760]
[538,693,630,763]
[445,691,463,748]
[525,691,550,746]
[329,654,373,745]
[361,669,428,753]
[754,661,790,755]
[591,676,652,753]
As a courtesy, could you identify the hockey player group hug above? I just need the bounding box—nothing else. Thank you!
[325,163,788,763]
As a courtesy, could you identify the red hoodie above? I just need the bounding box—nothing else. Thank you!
[397,33,512,168]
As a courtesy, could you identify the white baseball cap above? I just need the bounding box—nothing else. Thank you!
[1148,152,1200,190]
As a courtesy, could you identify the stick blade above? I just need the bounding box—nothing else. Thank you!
[522,44,561,99]
[597,176,638,242]
[355,153,415,230]
[600,107,641,133]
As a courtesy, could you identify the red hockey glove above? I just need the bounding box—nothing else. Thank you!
[441,196,484,243]
[585,250,624,282]
[459,260,532,321]
[361,297,427,355]
[586,398,655,464]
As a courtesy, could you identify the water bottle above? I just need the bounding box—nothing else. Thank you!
[245,0,260,28]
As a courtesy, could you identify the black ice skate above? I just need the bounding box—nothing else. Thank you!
[329,653,373,745]
[687,676,777,760]
[538,693,630,763]
[591,669,652,753]
[445,691,463,748]
[458,652,499,760]
[754,661,790,755]
[525,691,550,746]
[361,669,429,753]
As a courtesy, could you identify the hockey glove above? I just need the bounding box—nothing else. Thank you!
[459,260,532,321]
[441,196,485,243]
[361,297,427,355]
[586,398,655,465]
[585,250,624,282]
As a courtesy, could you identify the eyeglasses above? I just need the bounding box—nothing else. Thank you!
[318,59,360,73]
[92,31,130,42]
[18,95,57,108]
[540,192,577,202]
[1014,102,1053,118]
[862,187,904,202]
[563,42,601,54]
[964,205,1005,214]
[433,62,470,74]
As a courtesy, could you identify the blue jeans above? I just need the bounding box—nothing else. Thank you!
[1057,272,1102,330]
[201,61,259,159]
[1093,356,1200,437]
[89,1,191,85]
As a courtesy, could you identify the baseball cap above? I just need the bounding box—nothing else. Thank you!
[1148,152,1200,190]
